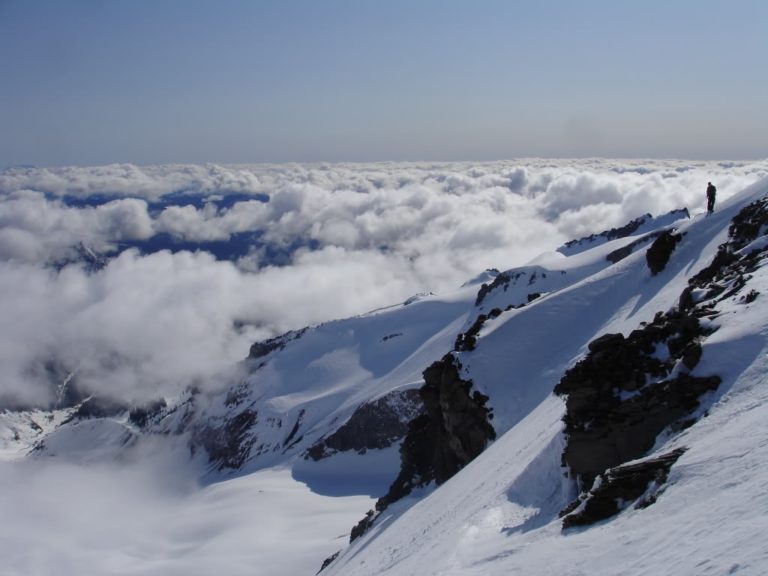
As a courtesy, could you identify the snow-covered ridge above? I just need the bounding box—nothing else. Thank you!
[323,176,768,575]
[557,208,690,256]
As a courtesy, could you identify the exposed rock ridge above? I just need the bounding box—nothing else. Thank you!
[561,448,686,528]
[558,208,690,256]
[560,212,653,252]
[646,229,684,275]
[248,328,307,360]
[454,308,503,351]
[606,230,663,264]
[555,196,768,526]
[192,407,258,470]
[475,270,514,306]
[349,354,495,542]
[554,311,720,492]
[681,196,768,303]
[306,389,423,460]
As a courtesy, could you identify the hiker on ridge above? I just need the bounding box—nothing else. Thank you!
[706,182,717,214]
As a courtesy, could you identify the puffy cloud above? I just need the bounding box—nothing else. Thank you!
[0,159,766,405]
[95,198,154,240]
[0,191,154,262]
[0,252,261,405]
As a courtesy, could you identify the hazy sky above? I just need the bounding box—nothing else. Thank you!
[1,0,767,166]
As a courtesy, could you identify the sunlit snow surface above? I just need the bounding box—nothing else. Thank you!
[324,177,768,575]
[0,462,372,576]
[1,161,768,575]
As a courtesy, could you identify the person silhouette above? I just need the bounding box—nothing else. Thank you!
[706,182,717,214]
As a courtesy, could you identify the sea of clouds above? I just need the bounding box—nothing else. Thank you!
[1,159,766,407]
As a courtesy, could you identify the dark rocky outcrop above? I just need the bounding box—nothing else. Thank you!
[685,197,768,294]
[193,409,258,470]
[475,271,513,306]
[62,395,129,424]
[248,328,307,360]
[306,390,423,460]
[474,269,548,307]
[283,409,305,450]
[646,229,684,275]
[561,213,654,253]
[556,195,768,522]
[729,197,768,246]
[606,230,663,264]
[454,308,502,351]
[560,209,690,257]
[128,398,168,428]
[561,448,686,528]
[350,354,496,542]
[317,551,341,574]
[741,289,759,304]
[381,354,495,502]
[555,310,719,490]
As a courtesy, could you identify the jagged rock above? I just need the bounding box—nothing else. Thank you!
[475,272,512,306]
[741,289,759,304]
[560,209,690,257]
[462,268,500,288]
[587,332,625,354]
[62,396,128,424]
[728,197,768,246]
[688,248,738,287]
[561,448,686,529]
[555,308,719,489]
[306,390,422,460]
[283,409,304,450]
[606,231,663,264]
[557,199,768,500]
[646,229,683,275]
[561,213,653,253]
[683,198,768,308]
[388,354,495,496]
[248,328,307,360]
[454,308,501,351]
[351,354,496,541]
[404,292,434,305]
[350,510,376,543]
[193,409,258,470]
[318,551,341,574]
[128,398,168,428]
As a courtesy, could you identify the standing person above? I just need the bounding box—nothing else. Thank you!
[706,182,717,214]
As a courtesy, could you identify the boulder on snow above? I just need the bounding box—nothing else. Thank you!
[561,448,686,529]
[646,229,683,275]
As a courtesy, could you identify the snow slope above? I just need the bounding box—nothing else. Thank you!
[323,179,768,575]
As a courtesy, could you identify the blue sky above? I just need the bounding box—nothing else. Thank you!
[1,0,766,166]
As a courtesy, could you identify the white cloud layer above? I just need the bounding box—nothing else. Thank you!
[0,450,368,576]
[0,159,766,405]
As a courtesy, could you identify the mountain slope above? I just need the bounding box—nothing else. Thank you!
[322,178,768,575]
[2,177,767,575]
